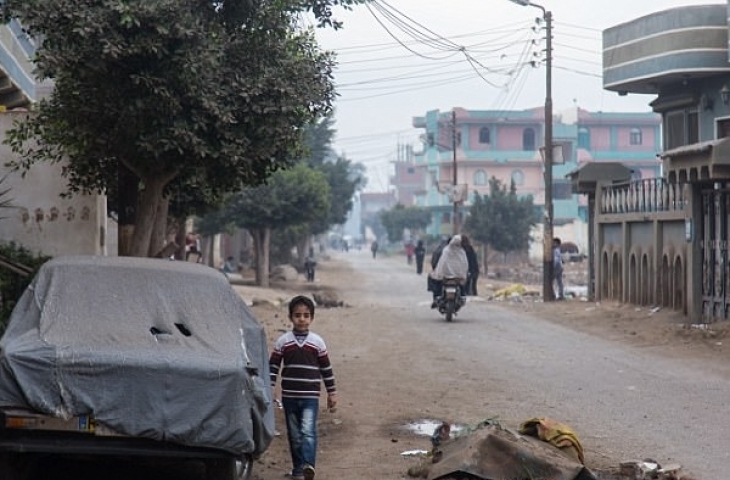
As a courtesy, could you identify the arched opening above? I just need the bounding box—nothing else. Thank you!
[601,251,610,299]
[639,254,652,305]
[611,252,622,301]
[629,254,638,304]
[479,127,490,144]
[523,128,536,151]
[673,256,684,312]
[661,255,670,308]
[578,127,590,149]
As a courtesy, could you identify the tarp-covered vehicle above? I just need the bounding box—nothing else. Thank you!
[0,256,275,480]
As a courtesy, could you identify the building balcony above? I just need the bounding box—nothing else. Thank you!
[603,5,730,95]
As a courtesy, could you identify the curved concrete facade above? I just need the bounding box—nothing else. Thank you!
[603,4,730,94]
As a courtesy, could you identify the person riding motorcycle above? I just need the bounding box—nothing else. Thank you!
[429,235,469,308]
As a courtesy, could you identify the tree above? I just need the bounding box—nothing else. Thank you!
[283,116,365,264]
[380,204,432,243]
[2,0,364,257]
[463,177,536,272]
[224,163,330,287]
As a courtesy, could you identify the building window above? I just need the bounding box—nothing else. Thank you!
[552,179,572,200]
[523,128,536,150]
[630,128,642,145]
[511,169,524,186]
[479,127,491,144]
[577,127,590,149]
[474,170,487,186]
[665,109,699,150]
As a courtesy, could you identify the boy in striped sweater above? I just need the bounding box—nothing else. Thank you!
[269,295,337,480]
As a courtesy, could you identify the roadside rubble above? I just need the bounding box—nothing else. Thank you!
[487,282,588,302]
[402,417,693,480]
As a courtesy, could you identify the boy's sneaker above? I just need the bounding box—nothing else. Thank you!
[285,471,304,480]
[303,464,315,480]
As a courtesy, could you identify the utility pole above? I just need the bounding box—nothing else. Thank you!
[509,0,554,301]
[452,109,459,235]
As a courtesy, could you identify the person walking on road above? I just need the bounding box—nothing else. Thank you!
[370,240,379,259]
[269,295,338,480]
[461,235,480,296]
[414,240,426,275]
[553,237,565,300]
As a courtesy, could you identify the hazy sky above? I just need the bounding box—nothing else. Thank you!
[311,0,722,192]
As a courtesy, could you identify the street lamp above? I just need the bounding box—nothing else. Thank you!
[508,0,554,301]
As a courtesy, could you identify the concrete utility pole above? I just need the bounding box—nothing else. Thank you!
[509,0,554,301]
[452,109,459,235]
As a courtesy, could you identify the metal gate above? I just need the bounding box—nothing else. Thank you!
[701,186,730,320]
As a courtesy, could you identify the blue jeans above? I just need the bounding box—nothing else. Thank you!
[554,268,564,298]
[282,397,319,475]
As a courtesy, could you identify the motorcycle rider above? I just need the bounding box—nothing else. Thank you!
[429,235,469,308]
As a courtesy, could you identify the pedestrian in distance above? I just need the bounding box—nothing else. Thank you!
[269,295,338,480]
[304,250,317,282]
[370,240,379,259]
[414,240,426,275]
[405,241,415,265]
[461,234,479,296]
[553,237,565,300]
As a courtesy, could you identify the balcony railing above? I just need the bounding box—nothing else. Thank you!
[600,178,685,214]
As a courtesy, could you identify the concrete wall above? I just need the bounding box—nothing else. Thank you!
[0,112,106,256]
[595,179,689,318]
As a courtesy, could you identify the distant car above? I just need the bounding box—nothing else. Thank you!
[0,256,275,480]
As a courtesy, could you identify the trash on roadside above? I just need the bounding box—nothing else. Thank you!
[400,449,429,458]
[518,417,585,464]
[405,419,596,480]
[493,283,527,299]
[619,459,684,479]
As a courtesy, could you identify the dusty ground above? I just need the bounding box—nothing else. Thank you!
[233,255,726,480]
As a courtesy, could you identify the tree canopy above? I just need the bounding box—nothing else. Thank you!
[380,204,431,243]
[1,0,366,256]
[224,163,331,286]
[463,177,537,254]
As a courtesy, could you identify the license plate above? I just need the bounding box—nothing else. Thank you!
[78,415,96,432]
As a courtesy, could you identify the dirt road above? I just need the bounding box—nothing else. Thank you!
[246,249,729,480]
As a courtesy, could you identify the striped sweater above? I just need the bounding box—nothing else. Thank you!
[269,330,336,399]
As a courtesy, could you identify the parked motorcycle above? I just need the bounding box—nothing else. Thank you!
[436,277,465,322]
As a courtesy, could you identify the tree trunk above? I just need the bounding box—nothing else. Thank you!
[481,244,489,279]
[117,164,139,257]
[251,228,270,288]
[174,216,187,261]
[148,195,169,257]
[296,235,309,269]
[130,177,167,257]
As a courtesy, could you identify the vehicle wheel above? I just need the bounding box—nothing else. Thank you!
[206,458,236,480]
[206,456,253,480]
[445,300,454,322]
[236,456,253,480]
[0,453,36,480]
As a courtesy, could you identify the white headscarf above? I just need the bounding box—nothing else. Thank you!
[432,235,468,280]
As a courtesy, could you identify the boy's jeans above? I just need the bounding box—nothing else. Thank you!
[283,397,319,475]
[554,268,564,299]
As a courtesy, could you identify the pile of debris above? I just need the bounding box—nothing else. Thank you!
[403,417,693,480]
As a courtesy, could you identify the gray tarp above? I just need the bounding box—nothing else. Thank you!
[0,255,275,456]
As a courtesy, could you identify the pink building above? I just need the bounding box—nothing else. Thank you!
[403,106,661,236]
